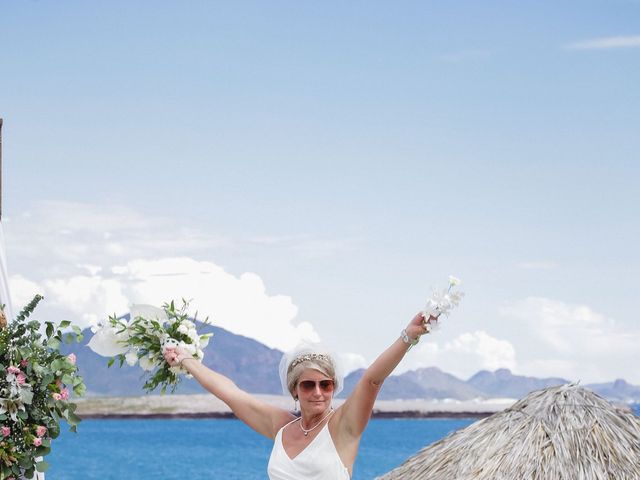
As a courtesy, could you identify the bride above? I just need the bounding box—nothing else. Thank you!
[164,311,436,479]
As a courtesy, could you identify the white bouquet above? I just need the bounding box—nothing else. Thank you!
[88,300,213,393]
[423,275,465,332]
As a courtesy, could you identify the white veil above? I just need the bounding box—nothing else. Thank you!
[278,341,345,397]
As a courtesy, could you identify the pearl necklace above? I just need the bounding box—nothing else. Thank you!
[298,408,334,436]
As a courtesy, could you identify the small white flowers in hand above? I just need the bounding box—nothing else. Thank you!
[88,300,213,393]
[423,276,465,331]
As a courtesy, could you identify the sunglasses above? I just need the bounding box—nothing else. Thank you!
[298,379,335,393]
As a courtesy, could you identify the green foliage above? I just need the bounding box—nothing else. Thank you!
[0,295,86,477]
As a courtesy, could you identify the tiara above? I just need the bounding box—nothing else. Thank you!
[288,353,331,372]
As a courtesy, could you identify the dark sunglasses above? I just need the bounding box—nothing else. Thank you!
[298,379,335,393]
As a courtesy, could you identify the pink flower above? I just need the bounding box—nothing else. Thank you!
[1,426,10,437]
[52,393,62,401]
[6,366,20,374]
[16,373,26,385]
[33,437,42,447]
[36,426,47,437]
[60,388,70,400]
[67,353,77,365]
[20,359,28,367]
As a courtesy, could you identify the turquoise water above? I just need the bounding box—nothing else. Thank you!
[47,418,474,479]
[44,405,640,478]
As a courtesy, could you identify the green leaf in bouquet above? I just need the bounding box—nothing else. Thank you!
[107,358,116,367]
[36,445,52,457]
[62,373,74,385]
[73,382,86,396]
[45,321,55,338]
[27,320,41,330]
[67,411,82,427]
[19,455,33,469]
[15,294,44,322]
[50,359,65,372]
[47,337,61,350]
[35,460,50,473]
[49,423,60,439]
[40,374,54,388]
[59,320,72,329]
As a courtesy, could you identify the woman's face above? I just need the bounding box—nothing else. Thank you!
[295,368,334,414]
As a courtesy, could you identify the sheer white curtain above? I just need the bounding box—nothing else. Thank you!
[0,221,13,321]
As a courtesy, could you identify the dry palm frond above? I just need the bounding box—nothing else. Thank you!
[377,383,640,480]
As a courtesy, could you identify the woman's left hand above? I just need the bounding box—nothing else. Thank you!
[405,311,438,342]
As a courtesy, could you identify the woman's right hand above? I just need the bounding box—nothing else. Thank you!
[163,346,192,367]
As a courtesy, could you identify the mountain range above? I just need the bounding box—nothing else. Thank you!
[62,324,640,403]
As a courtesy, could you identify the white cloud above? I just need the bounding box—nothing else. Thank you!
[397,330,517,380]
[338,352,368,375]
[114,257,313,351]
[11,257,319,352]
[7,275,43,312]
[3,201,328,352]
[565,35,640,50]
[499,297,640,383]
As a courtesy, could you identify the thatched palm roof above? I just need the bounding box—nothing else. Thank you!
[377,383,640,480]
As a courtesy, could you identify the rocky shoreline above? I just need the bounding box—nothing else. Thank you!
[75,394,514,420]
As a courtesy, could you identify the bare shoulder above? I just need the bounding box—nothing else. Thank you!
[272,409,297,433]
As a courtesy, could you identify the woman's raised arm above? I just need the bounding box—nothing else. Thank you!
[164,347,294,439]
[335,312,433,438]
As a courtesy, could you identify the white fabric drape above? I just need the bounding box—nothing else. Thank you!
[0,221,13,321]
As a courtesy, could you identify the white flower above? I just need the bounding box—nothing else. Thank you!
[139,355,157,371]
[125,350,138,366]
[196,349,204,359]
[181,342,197,356]
[199,334,212,349]
[423,278,465,328]
[87,327,130,357]
[187,328,199,342]
[182,320,195,329]
[130,304,168,323]
[177,324,189,335]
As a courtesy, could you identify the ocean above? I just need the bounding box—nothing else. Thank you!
[47,418,474,479]
[47,404,640,479]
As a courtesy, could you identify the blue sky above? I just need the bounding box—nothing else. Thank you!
[1,1,639,385]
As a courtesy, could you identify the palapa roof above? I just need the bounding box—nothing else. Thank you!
[377,383,640,480]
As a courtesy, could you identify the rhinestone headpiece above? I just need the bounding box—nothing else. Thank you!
[287,353,331,373]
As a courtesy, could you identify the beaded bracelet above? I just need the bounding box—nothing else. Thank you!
[401,328,420,347]
[178,356,197,367]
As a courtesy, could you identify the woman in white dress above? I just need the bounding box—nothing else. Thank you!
[164,311,436,479]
